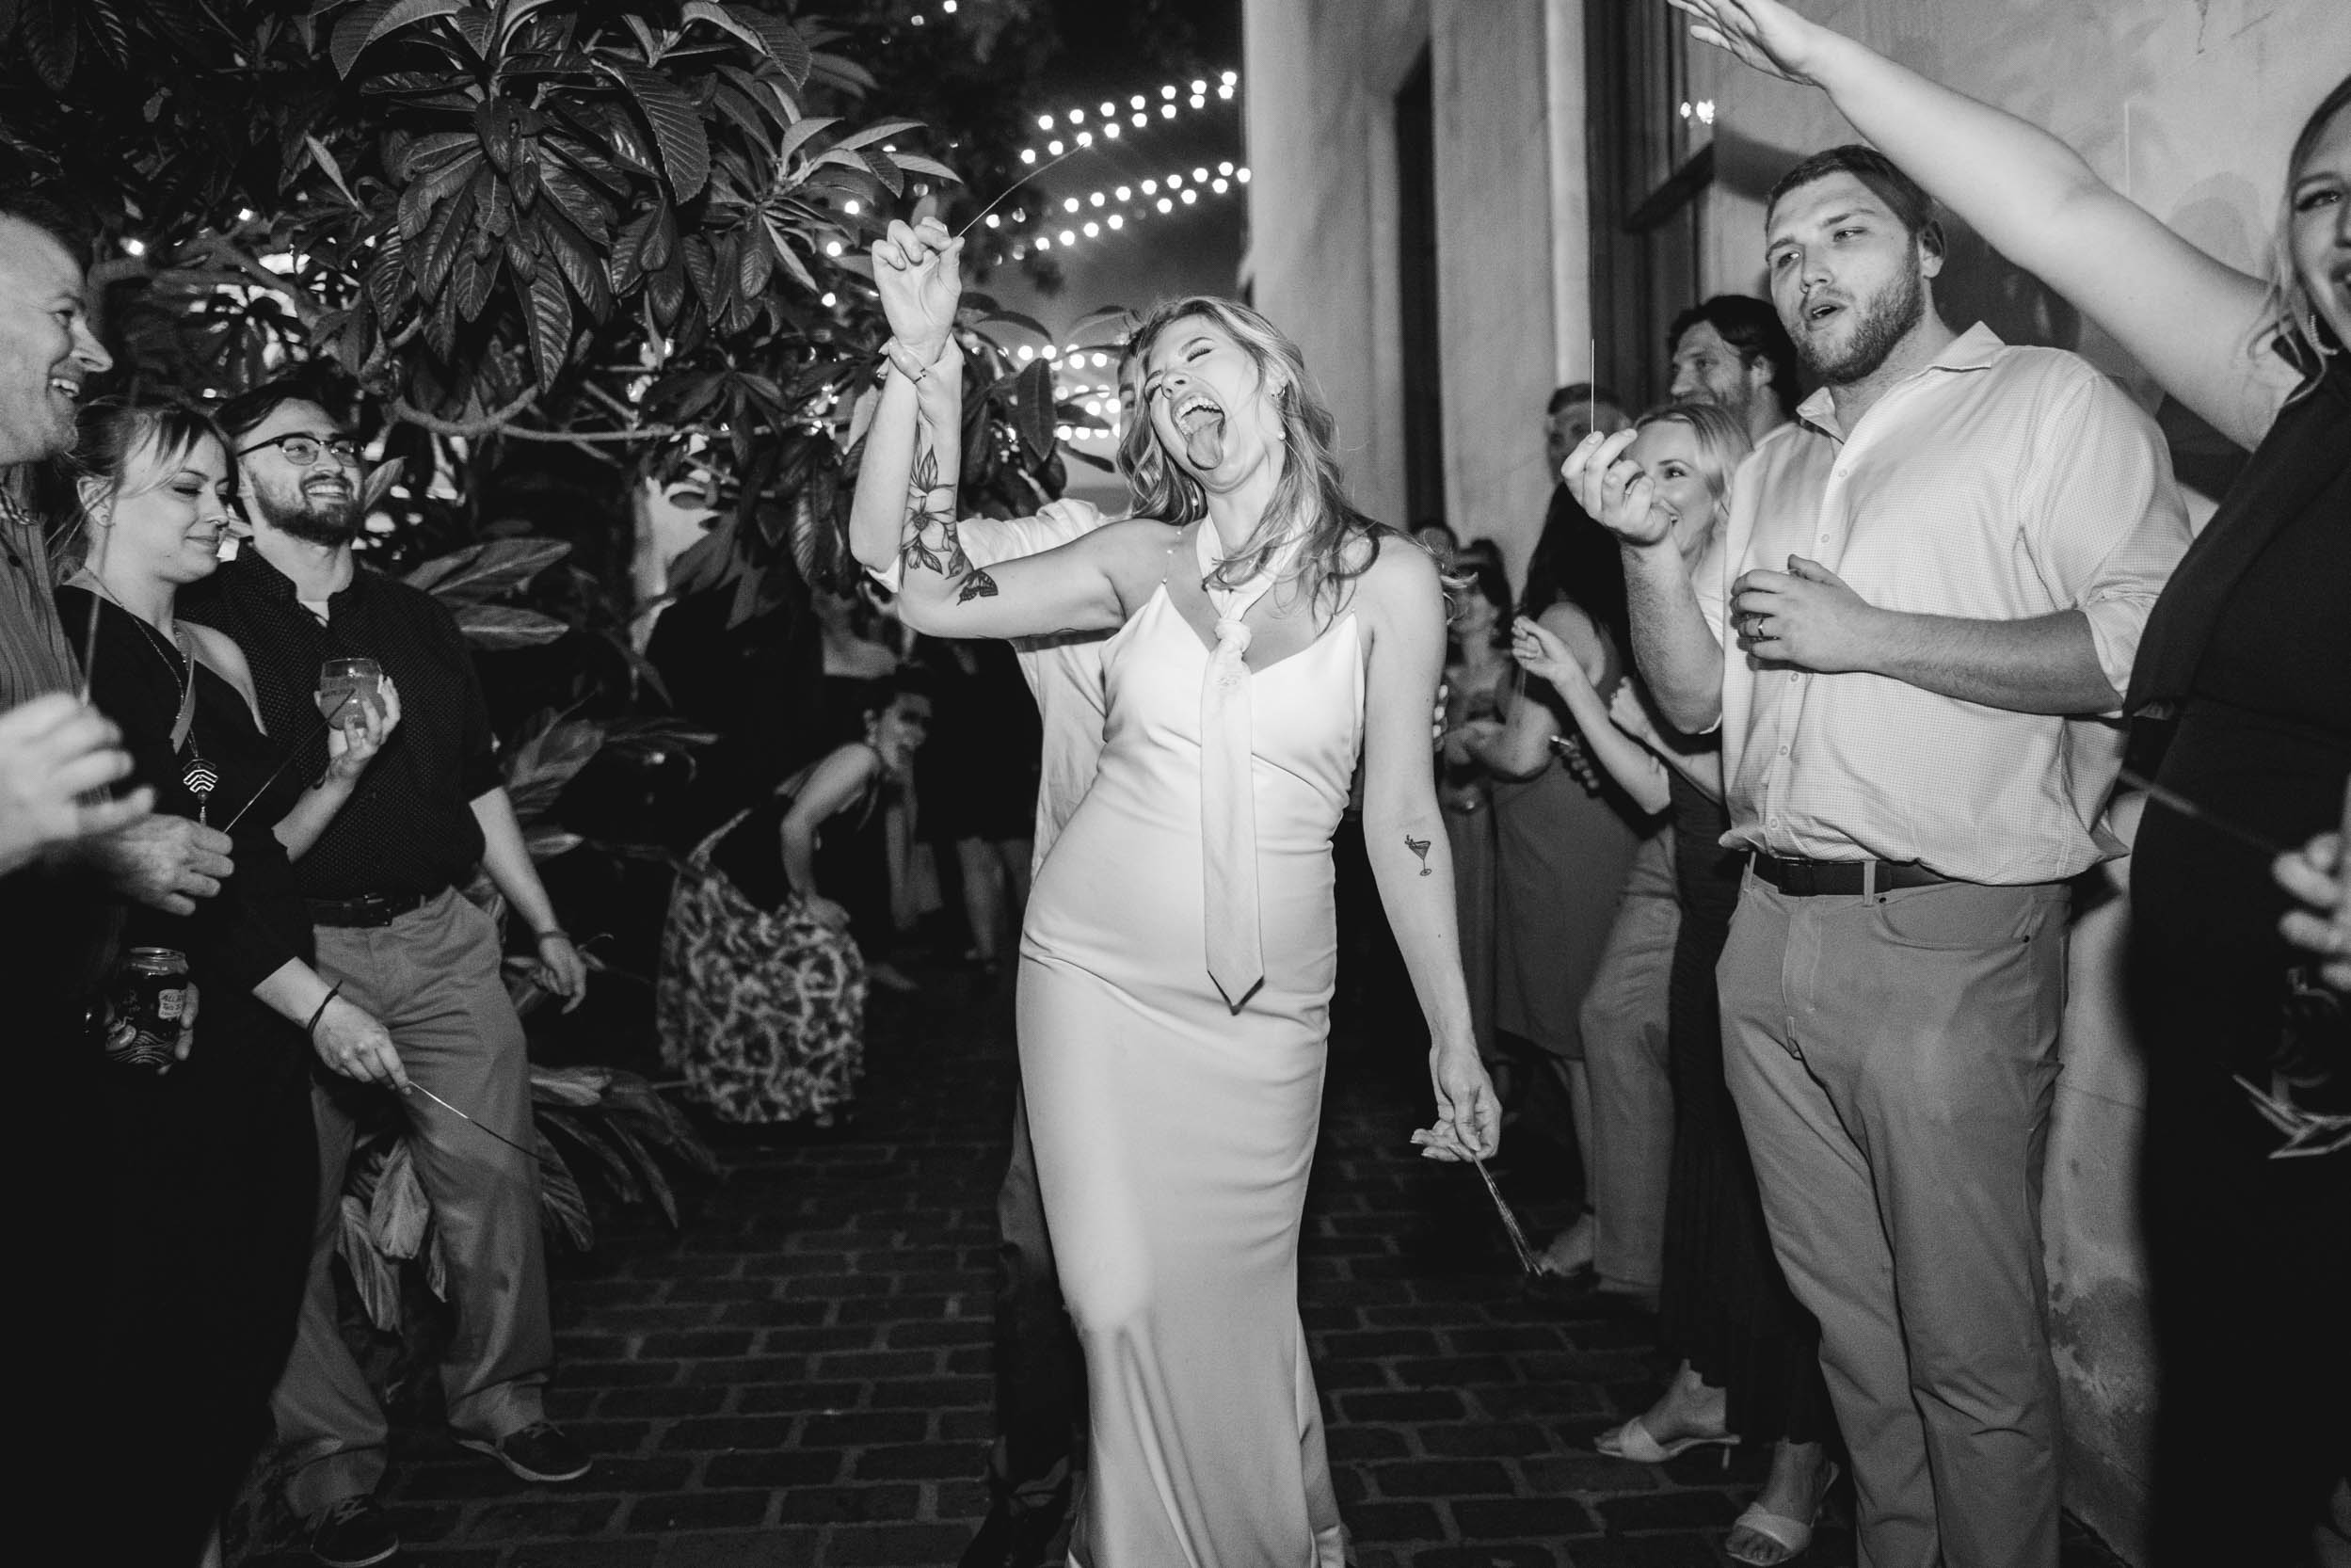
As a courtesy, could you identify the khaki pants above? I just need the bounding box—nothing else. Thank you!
[271,888,552,1518]
[1717,872,2069,1568]
[1578,828,1679,1292]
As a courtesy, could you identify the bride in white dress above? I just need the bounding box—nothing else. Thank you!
[853,219,1500,1566]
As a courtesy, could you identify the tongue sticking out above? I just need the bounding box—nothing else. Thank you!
[1182,411,1225,471]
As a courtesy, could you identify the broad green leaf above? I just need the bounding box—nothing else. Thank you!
[827,118,921,156]
[609,61,711,201]
[304,134,361,207]
[774,115,836,166]
[456,603,569,649]
[890,152,961,184]
[537,1106,645,1204]
[331,0,467,78]
[524,824,583,859]
[534,1129,595,1249]
[504,714,603,816]
[530,1064,614,1106]
[405,536,571,600]
[368,1138,431,1259]
[524,265,574,388]
[1012,357,1055,464]
[724,2,811,88]
[335,1194,406,1331]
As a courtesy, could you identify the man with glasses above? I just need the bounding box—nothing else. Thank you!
[184,375,591,1568]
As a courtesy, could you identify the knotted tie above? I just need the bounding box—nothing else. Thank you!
[1196,522,1297,1014]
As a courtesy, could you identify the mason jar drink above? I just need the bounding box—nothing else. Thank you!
[106,947,189,1069]
[318,657,383,728]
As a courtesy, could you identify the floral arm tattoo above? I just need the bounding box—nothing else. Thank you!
[898,445,999,603]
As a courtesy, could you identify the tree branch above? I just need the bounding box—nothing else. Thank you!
[389,388,546,438]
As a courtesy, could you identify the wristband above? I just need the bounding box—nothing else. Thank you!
[307,983,344,1037]
[535,928,572,947]
[883,337,939,382]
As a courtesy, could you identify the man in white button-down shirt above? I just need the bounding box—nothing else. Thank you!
[1568,147,2190,1568]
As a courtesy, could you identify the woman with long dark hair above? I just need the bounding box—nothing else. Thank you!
[1678,4,2348,1558]
[850,224,1497,1563]
[51,399,403,1565]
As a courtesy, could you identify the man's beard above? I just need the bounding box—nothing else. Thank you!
[1797,265,1925,386]
[252,479,359,547]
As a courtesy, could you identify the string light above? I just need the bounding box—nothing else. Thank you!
[1007,71,1239,167]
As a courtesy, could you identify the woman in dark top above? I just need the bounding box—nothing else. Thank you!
[1521,404,1837,1565]
[920,636,1043,974]
[52,401,399,1565]
[659,677,931,1125]
[1673,7,2346,1557]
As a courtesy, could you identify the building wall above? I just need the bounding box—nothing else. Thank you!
[1242,0,1426,536]
[1244,0,1563,569]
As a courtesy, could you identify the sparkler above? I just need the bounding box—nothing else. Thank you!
[1471,1157,1539,1273]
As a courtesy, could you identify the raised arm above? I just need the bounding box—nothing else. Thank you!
[1358,545,1501,1163]
[1511,611,1671,814]
[848,217,963,579]
[1563,430,1725,732]
[1671,0,2288,447]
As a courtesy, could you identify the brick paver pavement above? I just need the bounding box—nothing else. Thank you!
[244,961,2126,1568]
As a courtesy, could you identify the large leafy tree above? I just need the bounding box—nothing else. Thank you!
[0,0,1096,617]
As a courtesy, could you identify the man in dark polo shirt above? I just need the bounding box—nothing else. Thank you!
[186,375,591,1568]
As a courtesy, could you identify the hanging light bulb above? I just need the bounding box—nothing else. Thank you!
[1020,148,1037,165]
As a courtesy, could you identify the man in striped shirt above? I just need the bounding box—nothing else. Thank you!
[1569,148,2189,1568]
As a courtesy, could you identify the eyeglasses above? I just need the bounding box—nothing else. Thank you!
[237,431,361,467]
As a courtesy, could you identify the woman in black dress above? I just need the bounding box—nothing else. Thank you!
[1519,403,1836,1565]
[53,401,402,1565]
[1674,5,2347,1558]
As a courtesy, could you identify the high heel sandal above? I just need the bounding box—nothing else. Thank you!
[1724,1460,1841,1565]
[1594,1414,1740,1464]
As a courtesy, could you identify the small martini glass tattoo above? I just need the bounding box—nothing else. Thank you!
[1405,833,1432,875]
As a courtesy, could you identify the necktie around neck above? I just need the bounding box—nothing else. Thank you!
[1195,521,1296,1013]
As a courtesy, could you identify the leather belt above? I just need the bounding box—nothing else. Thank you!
[307,889,431,927]
[1750,854,1954,897]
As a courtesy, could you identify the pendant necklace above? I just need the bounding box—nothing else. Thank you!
[74,574,219,824]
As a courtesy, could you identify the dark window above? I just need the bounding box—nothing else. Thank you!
[1586,4,1710,410]
[1396,50,1445,526]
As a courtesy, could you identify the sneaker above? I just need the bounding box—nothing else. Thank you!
[456,1420,592,1483]
[310,1496,399,1568]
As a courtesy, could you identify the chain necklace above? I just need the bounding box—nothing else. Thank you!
[70,572,220,825]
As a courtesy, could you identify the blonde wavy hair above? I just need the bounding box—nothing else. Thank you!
[1632,400,1753,523]
[2262,74,2350,377]
[1116,296,1383,611]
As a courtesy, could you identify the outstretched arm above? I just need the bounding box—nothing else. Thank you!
[1562,430,1726,732]
[1671,0,2287,447]
[1360,547,1501,1163]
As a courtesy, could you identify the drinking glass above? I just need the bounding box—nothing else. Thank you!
[318,657,383,728]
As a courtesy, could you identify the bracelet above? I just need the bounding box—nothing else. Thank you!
[307,983,344,1037]
[534,928,572,947]
[882,337,939,382]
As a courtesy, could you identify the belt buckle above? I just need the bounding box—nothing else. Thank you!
[1783,857,1817,897]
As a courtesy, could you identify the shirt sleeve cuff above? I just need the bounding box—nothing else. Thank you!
[2080,593,2155,710]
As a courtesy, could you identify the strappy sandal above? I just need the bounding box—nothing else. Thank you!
[1724,1460,1841,1565]
[1595,1414,1739,1464]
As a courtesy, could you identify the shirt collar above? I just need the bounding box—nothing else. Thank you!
[1795,321,2009,439]
[229,544,368,607]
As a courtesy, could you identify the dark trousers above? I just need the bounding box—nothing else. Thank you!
[991,1082,1085,1507]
